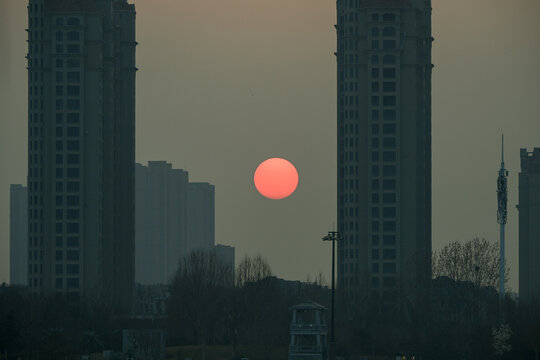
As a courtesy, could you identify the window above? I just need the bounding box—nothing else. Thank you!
[383,138,396,149]
[383,221,396,231]
[372,193,379,203]
[67,86,79,96]
[56,18,64,26]
[383,151,396,162]
[56,154,63,165]
[66,182,79,192]
[55,31,63,41]
[371,68,379,78]
[67,196,79,206]
[67,31,79,41]
[67,237,79,247]
[371,28,379,36]
[383,27,396,37]
[55,127,63,137]
[66,223,79,234]
[67,278,79,289]
[67,72,80,83]
[67,18,80,26]
[67,127,79,137]
[66,264,79,275]
[371,96,379,106]
[371,55,379,64]
[67,113,80,123]
[56,113,63,123]
[66,59,80,68]
[383,40,396,49]
[372,110,379,120]
[383,109,396,121]
[56,72,63,82]
[372,221,379,232]
[372,235,379,245]
[56,195,63,206]
[382,13,396,21]
[372,207,379,217]
[383,234,396,245]
[371,82,379,92]
[383,82,396,92]
[55,251,63,261]
[383,207,396,218]
[372,263,379,274]
[372,277,380,287]
[55,99,63,111]
[56,181,63,191]
[55,209,63,220]
[383,249,396,260]
[56,278,63,289]
[372,165,379,176]
[56,44,63,54]
[67,99,79,110]
[372,249,379,260]
[67,154,79,164]
[67,209,79,220]
[372,179,379,189]
[371,152,379,161]
[371,138,379,148]
[383,124,396,135]
[383,193,396,204]
[55,168,63,178]
[55,264,63,275]
[67,44,80,54]
[383,96,396,106]
[56,222,63,233]
[383,263,396,274]
[371,14,379,21]
[383,179,396,190]
[371,40,379,49]
[67,168,79,178]
[67,251,79,261]
[67,140,79,151]
[383,68,396,79]
[56,86,63,96]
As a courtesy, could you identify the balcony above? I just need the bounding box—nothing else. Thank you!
[289,345,323,354]
[290,323,327,334]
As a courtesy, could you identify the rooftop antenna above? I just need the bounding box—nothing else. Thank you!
[497,134,508,305]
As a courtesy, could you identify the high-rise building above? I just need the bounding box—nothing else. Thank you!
[135,161,189,285]
[336,0,432,311]
[188,182,215,252]
[10,185,28,286]
[518,148,540,302]
[27,0,136,312]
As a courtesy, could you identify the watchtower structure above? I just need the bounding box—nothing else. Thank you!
[289,302,328,360]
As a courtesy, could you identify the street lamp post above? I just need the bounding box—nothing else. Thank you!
[323,230,341,359]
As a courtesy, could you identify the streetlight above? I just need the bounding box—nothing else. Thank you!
[323,230,341,359]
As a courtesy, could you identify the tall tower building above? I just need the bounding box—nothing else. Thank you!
[10,185,28,286]
[336,0,432,311]
[188,182,215,252]
[27,0,136,313]
[135,162,189,285]
[518,148,540,302]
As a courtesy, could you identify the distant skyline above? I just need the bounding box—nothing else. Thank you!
[1,0,540,292]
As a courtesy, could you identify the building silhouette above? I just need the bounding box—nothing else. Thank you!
[335,0,432,310]
[188,182,215,251]
[135,162,218,284]
[518,148,540,302]
[27,0,136,312]
[135,161,189,285]
[214,244,235,276]
[10,185,28,286]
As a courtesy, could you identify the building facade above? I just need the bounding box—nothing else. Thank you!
[10,185,28,285]
[214,244,235,275]
[27,0,136,312]
[518,148,540,302]
[188,182,215,251]
[135,161,189,285]
[336,0,432,311]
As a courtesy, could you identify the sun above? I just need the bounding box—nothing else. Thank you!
[254,158,299,200]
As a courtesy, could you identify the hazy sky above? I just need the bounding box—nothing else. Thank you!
[1,0,539,292]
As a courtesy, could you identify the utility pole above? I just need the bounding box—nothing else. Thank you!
[323,229,341,360]
[497,135,508,305]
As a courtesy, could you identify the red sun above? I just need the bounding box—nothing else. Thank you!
[254,158,299,200]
